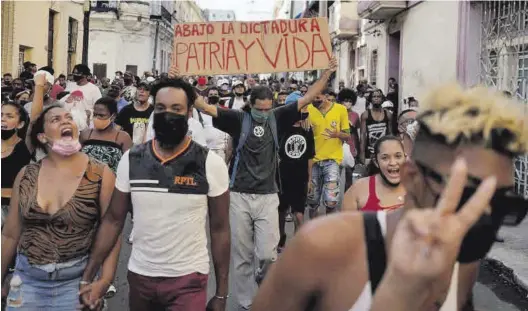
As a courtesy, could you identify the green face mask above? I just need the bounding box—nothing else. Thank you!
[251,108,269,123]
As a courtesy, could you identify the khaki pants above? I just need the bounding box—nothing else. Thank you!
[230,192,279,310]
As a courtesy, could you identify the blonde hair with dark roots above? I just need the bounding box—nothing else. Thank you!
[416,83,528,156]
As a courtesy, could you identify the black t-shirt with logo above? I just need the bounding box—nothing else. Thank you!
[115,103,154,144]
[278,126,315,182]
[213,103,301,194]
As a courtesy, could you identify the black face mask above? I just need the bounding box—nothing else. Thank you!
[416,161,528,263]
[73,74,83,82]
[312,100,323,108]
[432,187,501,263]
[18,100,29,107]
[208,95,220,105]
[4,81,11,86]
[372,103,382,108]
[124,78,132,84]
[1,128,17,140]
[153,112,188,148]
[235,91,244,97]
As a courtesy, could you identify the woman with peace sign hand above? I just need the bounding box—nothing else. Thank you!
[371,158,496,311]
[252,84,528,311]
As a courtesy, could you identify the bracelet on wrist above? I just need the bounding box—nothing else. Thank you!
[80,280,90,285]
[214,294,229,300]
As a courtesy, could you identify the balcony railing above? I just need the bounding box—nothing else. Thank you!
[357,0,407,20]
[329,1,360,39]
[91,0,119,13]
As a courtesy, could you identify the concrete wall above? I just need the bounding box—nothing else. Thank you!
[2,0,84,76]
[400,1,460,99]
[88,2,151,78]
[363,22,388,91]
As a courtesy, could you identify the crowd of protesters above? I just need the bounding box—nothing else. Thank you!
[1,56,527,311]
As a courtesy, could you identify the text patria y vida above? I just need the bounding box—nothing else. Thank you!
[174,19,331,74]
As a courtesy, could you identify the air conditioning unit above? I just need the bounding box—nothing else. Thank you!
[329,1,360,39]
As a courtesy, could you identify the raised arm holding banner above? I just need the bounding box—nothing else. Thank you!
[173,18,332,76]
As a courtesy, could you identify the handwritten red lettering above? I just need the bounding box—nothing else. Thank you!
[310,19,320,32]
[225,40,240,70]
[209,42,222,70]
[256,37,283,69]
[186,43,200,72]
[238,40,256,70]
[298,20,308,32]
[293,36,310,68]
[175,43,189,68]
[283,34,290,67]
[310,34,330,67]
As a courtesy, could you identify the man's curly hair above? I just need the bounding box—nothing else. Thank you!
[415,83,528,157]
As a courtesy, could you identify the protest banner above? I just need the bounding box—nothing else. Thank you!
[172,18,332,75]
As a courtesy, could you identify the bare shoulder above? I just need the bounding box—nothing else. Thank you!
[292,212,365,265]
[361,111,368,120]
[353,176,370,190]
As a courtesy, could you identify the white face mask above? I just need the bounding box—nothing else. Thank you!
[343,101,353,109]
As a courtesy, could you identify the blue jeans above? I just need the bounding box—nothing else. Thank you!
[6,253,88,311]
[308,160,341,210]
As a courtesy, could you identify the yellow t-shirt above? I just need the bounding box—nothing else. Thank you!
[308,103,350,164]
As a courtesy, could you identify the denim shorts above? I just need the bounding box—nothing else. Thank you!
[307,160,341,209]
[6,253,88,311]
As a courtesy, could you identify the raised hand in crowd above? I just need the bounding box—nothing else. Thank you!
[371,158,496,311]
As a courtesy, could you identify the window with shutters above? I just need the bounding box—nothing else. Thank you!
[370,50,378,86]
[126,65,138,76]
[93,63,107,80]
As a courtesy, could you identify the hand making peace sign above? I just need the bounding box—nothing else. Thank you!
[385,158,496,291]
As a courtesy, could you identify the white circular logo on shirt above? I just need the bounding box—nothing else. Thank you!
[331,120,337,128]
[285,134,307,159]
[253,126,265,137]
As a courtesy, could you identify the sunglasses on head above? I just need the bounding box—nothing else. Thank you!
[414,160,528,226]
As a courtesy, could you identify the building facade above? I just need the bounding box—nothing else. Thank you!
[202,9,236,22]
[89,0,169,79]
[356,0,527,197]
[1,0,85,76]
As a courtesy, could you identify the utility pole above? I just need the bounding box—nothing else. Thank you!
[318,0,328,78]
[152,20,160,73]
[82,0,90,65]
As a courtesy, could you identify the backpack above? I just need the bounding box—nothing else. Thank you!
[229,112,279,188]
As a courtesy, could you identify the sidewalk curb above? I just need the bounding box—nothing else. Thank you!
[483,258,528,297]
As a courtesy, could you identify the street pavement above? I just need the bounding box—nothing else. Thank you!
[107,214,528,311]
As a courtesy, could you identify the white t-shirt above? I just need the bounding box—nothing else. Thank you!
[231,97,246,110]
[193,109,230,150]
[63,82,102,113]
[353,96,367,116]
[144,111,207,147]
[115,149,229,277]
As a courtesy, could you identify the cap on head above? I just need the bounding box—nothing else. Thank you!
[285,91,302,105]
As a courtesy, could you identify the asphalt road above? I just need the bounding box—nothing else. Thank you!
[107,215,528,311]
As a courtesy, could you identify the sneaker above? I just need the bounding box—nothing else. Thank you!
[285,213,293,222]
[105,284,117,299]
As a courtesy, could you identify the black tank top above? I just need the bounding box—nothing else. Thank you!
[1,140,31,206]
[365,109,389,158]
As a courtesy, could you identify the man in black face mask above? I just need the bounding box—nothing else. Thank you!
[62,64,102,116]
[192,57,337,310]
[121,71,137,103]
[252,84,528,311]
[81,78,231,311]
[226,80,247,110]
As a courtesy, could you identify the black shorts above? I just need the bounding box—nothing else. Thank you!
[278,180,307,214]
